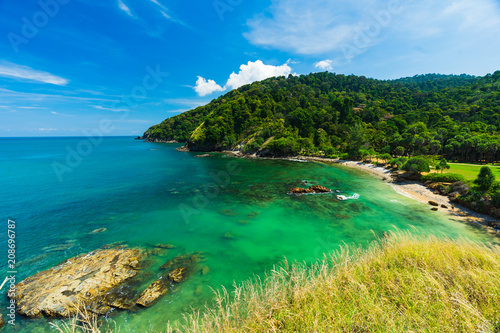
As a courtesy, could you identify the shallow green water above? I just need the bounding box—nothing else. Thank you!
[0,137,497,332]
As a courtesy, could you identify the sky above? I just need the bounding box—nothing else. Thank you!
[1,0,500,137]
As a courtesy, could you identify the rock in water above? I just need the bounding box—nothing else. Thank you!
[135,276,172,307]
[428,201,439,207]
[168,267,187,283]
[10,248,142,318]
[289,185,331,195]
[89,228,107,234]
[310,185,331,193]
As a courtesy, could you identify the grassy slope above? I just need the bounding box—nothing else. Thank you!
[171,230,500,333]
[440,163,500,180]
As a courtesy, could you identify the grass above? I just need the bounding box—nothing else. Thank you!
[170,229,500,333]
[435,163,500,180]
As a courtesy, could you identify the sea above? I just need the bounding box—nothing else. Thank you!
[0,136,497,332]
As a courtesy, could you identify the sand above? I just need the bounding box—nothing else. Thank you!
[295,157,500,236]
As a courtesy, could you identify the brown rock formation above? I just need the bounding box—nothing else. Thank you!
[10,248,142,318]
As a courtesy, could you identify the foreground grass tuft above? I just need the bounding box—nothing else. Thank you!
[172,230,500,333]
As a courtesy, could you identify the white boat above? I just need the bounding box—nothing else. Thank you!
[337,195,347,200]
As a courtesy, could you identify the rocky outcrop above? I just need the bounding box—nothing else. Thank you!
[289,185,331,195]
[11,248,142,318]
[135,276,172,307]
[137,252,203,307]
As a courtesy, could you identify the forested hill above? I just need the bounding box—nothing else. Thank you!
[143,71,500,162]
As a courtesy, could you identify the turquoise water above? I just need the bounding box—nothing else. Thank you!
[0,137,497,332]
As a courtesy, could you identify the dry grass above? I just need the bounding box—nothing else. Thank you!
[170,229,500,333]
[50,303,119,333]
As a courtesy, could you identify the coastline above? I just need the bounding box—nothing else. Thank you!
[222,151,500,237]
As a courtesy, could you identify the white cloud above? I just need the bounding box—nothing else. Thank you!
[51,111,75,117]
[194,76,225,97]
[315,60,334,71]
[193,60,293,96]
[118,0,133,17]
[226,60,292,90]
[244,0,500,76]
[91,105,128,112]
[0,62,68,85]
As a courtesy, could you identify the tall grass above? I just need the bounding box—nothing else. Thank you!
[171,229,500,332]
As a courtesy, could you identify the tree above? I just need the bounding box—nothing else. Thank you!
[380,153,392,163]
[394,146,405,157]
[438,158,450,174]
[403,157,430,174]
[474,166,495,191]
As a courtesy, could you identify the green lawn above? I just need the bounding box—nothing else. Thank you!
[435,163,500,180]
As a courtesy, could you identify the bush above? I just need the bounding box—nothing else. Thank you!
[339,153,349,160]
[491,190,500,208]
[421,173,466,183]
[403,157,430,174]
[390,157,408,170]
[474,166,495,192]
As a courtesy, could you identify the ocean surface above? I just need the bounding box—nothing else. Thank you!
[0,136,498,332]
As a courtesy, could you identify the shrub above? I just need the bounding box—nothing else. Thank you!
[492,190,500,208]
[474,166,495,192]
[403,157,430,174]
[421,173,466,183]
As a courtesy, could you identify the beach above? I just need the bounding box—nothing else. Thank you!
[295,156,500,236]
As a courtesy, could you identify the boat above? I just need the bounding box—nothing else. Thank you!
[337,195,347,200]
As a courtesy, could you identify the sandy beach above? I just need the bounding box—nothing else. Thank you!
[294,156,500,236]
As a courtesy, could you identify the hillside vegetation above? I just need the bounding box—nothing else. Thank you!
[144,71,500,162]
[168,230,500,333]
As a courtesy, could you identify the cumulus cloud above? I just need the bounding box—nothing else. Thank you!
[194,76,225,97]
[193,60,293,96]
[0,61,68,85]
[226,60,292,90]
[315,60,334,71]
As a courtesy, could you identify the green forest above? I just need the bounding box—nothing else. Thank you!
[143,71,500,162]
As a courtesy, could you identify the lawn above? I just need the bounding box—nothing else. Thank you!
[434,163,500,180]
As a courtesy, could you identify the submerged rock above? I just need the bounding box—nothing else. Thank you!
[154,243,176,249]
[11,248,142,318]
[135,276,172,307]
[90,228,107,234]
[137,253,200,307]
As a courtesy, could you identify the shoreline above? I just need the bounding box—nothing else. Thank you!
[222,151,500,237]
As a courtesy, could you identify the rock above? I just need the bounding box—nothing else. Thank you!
[154,244,176,249]
[309,185,331,193]
[135,276,171,307]
[168,267,187,283]
[441,204,448,209]
[11,248,142,318]
[248,211,259,218]
[201,266,210,275]
[90,228,107,234]
[431,208,439,211]
[289,185,331,195]
[428,201,439,207]
[222,232,235,239]
[195,154,210,158]
[0,314,4,328]
[194,285,203,296]
[160,252,204,270]
[289,187,314,195]
[220,209,237,216]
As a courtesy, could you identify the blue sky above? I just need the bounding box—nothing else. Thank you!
[1,0,500,137]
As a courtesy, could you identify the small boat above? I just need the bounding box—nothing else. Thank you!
[337,195,347,201]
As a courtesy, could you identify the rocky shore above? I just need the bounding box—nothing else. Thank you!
[11,246,207,319]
